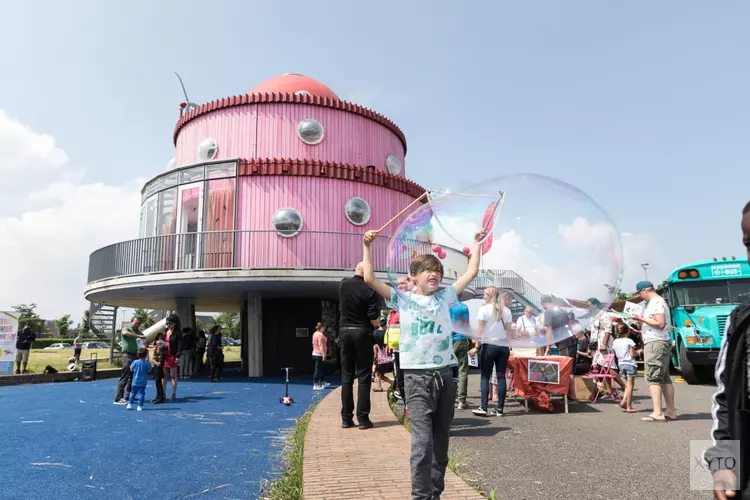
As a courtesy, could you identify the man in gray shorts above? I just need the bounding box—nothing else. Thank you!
[631,281,677,423]
[15,326,36,374]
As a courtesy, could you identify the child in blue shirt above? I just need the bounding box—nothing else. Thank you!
[363,228,484,500]
[127,348,152,411]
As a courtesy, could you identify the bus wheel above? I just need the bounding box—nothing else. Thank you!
[679,341,699,384]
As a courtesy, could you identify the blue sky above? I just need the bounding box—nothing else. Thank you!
[0,0,748,318]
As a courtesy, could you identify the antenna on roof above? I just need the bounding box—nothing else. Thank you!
[174,72,198,116]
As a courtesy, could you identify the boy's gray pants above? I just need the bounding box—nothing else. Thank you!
[404,367,457,500]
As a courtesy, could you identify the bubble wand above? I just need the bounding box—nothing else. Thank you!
[376,191,429,233]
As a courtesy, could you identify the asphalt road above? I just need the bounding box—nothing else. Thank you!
[447,372,717,500]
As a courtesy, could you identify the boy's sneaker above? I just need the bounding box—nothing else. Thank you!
[114,399,127,405]
[126,403,133,410]
[322,382,331,388]
[313,385,324,391]
[457,402,470,411]
[488,409,503,417]
[472,407,487,416]
[136,406,143,412]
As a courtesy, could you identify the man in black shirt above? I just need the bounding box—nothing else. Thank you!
[15,326,36,374]
[338,262,381,429]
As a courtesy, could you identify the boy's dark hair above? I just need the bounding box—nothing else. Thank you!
[379,318,387,327]
[410,254,443,278]
[137,348,148,359]
[743,200,750,215]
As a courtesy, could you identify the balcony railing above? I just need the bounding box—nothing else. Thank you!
[472,269,544,310]
[86,230,467,284]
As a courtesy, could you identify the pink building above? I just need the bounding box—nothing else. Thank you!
[84,74,470,375]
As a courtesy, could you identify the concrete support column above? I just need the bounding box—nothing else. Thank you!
[245,292,262,377]
[174,298,196,333]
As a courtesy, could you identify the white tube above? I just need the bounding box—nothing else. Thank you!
[143,318,167,344]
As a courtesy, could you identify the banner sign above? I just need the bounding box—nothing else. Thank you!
[711,263,742,278]
[0,312,19,374]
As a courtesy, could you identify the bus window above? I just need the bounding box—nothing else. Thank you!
[672,281,731,306]
[728,279,750,303]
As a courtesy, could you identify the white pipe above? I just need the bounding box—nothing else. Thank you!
[143,318,167,344]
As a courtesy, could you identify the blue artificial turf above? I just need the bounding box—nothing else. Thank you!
[0,369,331,499]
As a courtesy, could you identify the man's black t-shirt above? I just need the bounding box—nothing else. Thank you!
[16,329,36,350]
[338,275,380,327]
[545,308,576,350]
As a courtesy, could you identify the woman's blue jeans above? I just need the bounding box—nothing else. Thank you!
[480,344,510,411]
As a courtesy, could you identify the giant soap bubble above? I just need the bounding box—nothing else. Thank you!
[385,173,622,349]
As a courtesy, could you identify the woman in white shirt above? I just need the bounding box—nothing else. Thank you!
[469,287,513,416]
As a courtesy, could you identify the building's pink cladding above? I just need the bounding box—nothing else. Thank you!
[175,103,405,176]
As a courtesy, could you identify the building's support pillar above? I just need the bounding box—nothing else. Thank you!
[174,298,196,333]
[244,292,262,377]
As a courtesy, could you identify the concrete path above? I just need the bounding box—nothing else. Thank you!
[303,384,483,500]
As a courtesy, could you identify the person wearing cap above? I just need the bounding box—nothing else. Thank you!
[630,280,676,423]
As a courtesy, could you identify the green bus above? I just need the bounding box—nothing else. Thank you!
[660,257,750,384]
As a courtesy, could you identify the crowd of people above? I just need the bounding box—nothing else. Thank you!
[113,314,227,408]
[310,205,750,500]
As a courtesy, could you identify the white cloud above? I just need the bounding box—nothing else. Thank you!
[0,110,141,320]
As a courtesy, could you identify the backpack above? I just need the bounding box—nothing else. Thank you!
[384,326,400,350]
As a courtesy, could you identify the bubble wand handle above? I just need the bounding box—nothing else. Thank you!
[376,191,428,233]
[482,191,505,232]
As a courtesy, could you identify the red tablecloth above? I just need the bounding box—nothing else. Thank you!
[508,356,573,412]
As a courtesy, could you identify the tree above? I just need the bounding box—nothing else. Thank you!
[75,310,91,336]
[12,304,42,331]
[195,317,205,333]
[213,312,240,339]
[54,314,73,338]
[132,308,155,329]
[615,292,633,301]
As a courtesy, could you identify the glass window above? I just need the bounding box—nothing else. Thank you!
[203,179,236,268]
[198,138,218,161]
[273,208,303,237]
[345,197,371,226]
[297,119,325,145]
[386,155,402,175]
[142,196,158,238]
[206,162,236,179]
[167,157,175,170]
[179,166,205,184]
[157,188,177,235]
[205,179,236,232]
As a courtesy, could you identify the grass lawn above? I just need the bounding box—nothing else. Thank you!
[22,346,242,374]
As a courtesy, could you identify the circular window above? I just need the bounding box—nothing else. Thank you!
[297,119,325,145]
[167,157,175,170]
[273,208,303,237]
[386,155,402,175]
[345,197,371,226]
[198,138,218,161]
[295,90,311,96]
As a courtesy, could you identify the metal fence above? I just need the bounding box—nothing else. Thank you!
[472,269,544,309]
[87,230,466,284]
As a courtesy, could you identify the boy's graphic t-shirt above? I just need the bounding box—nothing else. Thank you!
[387,285,459,369]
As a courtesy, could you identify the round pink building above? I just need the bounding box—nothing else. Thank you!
[85,74,472,375]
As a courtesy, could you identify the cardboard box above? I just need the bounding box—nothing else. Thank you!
[573,375,596,401]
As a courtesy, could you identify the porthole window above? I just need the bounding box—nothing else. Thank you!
[386,155,402,175]
[273,208,303,237]
[198,138,218,161]
[167,157,175,170]
[295,90,311,96]
[297,119,325,145]
[345,197,371,226]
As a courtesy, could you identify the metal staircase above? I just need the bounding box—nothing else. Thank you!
[471,270,543,321]
[89,302,119,363]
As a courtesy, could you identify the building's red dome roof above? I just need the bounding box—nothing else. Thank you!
[249,74,338,99]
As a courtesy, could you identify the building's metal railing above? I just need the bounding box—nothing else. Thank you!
[86,230,466,284]
[471,269,544,310]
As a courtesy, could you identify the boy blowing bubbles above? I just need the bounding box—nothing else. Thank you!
[363,228,485,500]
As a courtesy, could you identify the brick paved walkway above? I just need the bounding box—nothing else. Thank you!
[303,385,483,500]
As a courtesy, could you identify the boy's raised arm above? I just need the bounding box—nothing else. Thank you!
[454,229,486,295]
[362,230,393,300]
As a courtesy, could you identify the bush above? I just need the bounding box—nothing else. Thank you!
[31,337,101,350]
